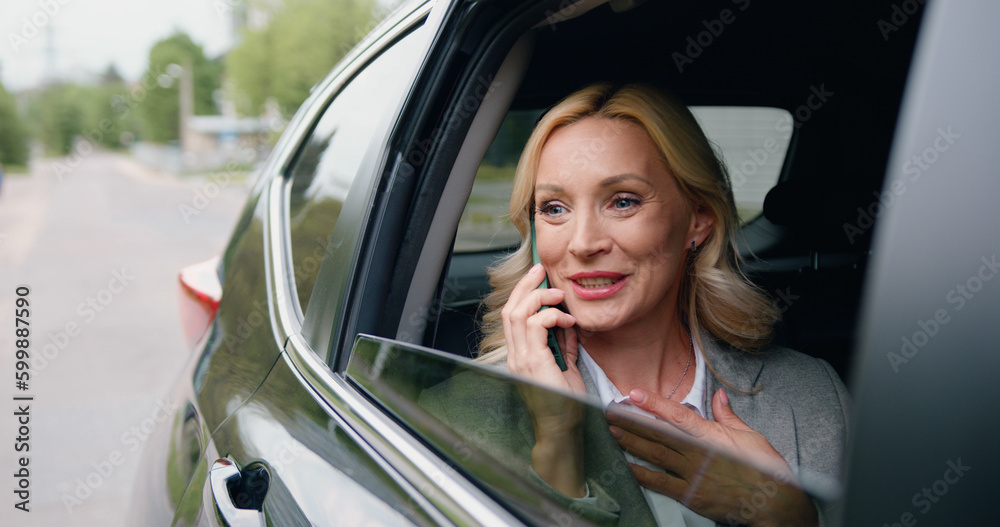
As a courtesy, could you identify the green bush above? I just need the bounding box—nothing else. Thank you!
[0,82,30,165]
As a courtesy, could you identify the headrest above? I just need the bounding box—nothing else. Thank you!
[763,180,882,246]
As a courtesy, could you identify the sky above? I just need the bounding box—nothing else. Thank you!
[1,0,235,91]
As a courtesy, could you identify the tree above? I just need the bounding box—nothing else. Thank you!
[227,0,378,117]
[25,83,87,156]
[0,80,30,166]
[100,63,125,85]
[139,31,222,143]
[83,64,139,149]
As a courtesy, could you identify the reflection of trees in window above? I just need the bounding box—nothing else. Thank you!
[284,26,427,312]
[288,128,334,224]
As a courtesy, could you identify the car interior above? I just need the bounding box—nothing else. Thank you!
[389,0,922,387]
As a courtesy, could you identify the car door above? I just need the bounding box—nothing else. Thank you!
[841,1,1000,525]
[196,0,622,524]
[163,3,459,525]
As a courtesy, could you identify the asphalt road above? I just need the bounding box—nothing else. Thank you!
[0,152,249,525]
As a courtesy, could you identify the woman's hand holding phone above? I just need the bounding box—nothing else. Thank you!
[501,263,582,394]
[531,220,568,371]
[501,256,588,498]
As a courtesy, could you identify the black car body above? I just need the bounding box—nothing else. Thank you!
[130,0,999,525]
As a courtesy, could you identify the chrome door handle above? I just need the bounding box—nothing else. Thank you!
[209,459,266,527]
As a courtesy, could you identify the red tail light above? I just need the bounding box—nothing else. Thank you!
[179,256,222,349]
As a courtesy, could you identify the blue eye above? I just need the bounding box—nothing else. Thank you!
[612,196,639,210]
[541,203,566,215]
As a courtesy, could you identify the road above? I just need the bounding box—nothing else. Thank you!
[0,152,249,525]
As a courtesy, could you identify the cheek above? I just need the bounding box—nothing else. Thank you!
[623,224,687,274]
[536,228,569,267]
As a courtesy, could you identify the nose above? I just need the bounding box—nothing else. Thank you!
[567,210,612,259]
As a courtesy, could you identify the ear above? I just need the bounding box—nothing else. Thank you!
[688,203,715,247]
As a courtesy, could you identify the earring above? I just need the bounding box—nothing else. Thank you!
[691,240,697,253]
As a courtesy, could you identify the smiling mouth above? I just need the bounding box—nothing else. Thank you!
[574,277,624,288]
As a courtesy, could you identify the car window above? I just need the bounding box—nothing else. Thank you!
[346,335,835,525]
[285,28,425,312]
[453,107,792,253]
[454,109,542,253]
[689,107,792,222]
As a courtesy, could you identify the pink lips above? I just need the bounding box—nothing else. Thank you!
[568,271,627,300]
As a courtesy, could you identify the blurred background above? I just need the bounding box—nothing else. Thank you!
[0,0,398,174]
[0,0,400,524]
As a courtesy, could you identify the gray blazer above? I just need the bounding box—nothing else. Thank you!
[420,333,850,526]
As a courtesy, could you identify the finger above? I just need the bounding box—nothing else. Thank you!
[608,420,691,474]
[606,403,721,472]
[558,325,579,365]
[711,389,754,432]
[524,310,576,361]
[507,264,548,305]
[531,307,576,332]
[510,309,575,373]
[502,266,547,350]
[628,389,714,440]
[504,289,567,363]
[629,462,689,499]
[505,286,567,322]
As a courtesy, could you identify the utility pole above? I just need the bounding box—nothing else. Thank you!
[178,59,193,164]
[44,23,57,84]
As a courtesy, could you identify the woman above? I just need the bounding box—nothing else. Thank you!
[473,83,849,526]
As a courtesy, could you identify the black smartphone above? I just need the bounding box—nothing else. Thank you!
[530,219,568,371]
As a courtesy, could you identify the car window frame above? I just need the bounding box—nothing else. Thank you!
[267,1,587,523]
[280,23,435,322]
[330,4,566,373]
[255,1,518,520]
[264,1,435,342]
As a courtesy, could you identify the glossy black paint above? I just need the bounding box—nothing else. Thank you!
[210,352,440,525]
[130,173,281,524]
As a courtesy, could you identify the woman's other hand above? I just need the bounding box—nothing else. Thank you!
[607,389,818,527]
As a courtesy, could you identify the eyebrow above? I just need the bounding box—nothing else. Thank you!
[535,183,564,193]
[600,173,654,189]
[535,173,655,195]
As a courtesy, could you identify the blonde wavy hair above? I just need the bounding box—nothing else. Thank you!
[476,83,778,367]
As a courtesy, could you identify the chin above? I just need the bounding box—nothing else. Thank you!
[570,312,625,336]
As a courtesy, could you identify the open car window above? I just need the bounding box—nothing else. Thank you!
[346,335,836,525]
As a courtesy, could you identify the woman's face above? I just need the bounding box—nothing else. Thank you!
[533,116,713,334]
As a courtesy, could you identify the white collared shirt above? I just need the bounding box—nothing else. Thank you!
[578,342,715,527]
